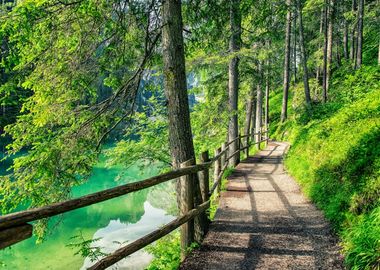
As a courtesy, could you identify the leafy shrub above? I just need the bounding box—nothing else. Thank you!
[146,231,181,270]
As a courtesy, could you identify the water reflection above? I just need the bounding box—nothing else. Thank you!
[0,159,177,270]
[82,202,174,270]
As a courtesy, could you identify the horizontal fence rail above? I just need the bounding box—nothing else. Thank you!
[0,126,269,270]
[0,163,211,230]
[88,201,211,270]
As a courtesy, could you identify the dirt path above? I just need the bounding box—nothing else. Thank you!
[180,141,344,270]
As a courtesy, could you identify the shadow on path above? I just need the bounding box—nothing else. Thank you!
[180,141,344,270]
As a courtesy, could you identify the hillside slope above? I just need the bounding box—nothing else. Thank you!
[270,66,380,269]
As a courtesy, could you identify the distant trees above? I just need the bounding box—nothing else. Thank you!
[280,0,375,112]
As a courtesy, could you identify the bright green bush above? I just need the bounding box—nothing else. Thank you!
[145,231,181,270]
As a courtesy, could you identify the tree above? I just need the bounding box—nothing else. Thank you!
[292,7,298,85]
[355,0,364,68]
[255,61,263,146]
[343,3,349,60]
[326,0,335,98]
[296,0,311,105]
[265,63,270,133]
[350,0,357,61]
[316,6,324,83]
[322,0,329,102]
[243,88,254,148]
[250,86,257,140]
[227,0,241,166]
[0,0,161,233]
[281,0,292,122]
[162,0,206,252]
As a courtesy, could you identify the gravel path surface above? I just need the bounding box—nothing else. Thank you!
[180,141,344,270]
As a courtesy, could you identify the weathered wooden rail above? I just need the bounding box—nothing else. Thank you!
[0,127,269,270]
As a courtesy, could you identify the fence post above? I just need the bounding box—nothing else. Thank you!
[245,134,250,157]
[221,142,227,169]
[257,127,261,150]
[199,151,210,203]
[214,148,221,194]
[198,151,210,233]
[179,159,194,260]
[237,134,241,164]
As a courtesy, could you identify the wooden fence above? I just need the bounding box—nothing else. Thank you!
[0,127,269,270]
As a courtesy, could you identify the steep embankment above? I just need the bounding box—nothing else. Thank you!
[269,66,380,269]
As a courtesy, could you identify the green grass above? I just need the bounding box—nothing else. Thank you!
[270,65,380,269]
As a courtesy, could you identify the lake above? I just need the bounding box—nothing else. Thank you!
[0,154,177,269]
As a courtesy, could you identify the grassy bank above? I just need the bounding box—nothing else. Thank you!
[270,66,380,269]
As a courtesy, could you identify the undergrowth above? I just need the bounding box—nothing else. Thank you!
[145,166,235,269]
[270,65,380,269]
[145,231,181,270]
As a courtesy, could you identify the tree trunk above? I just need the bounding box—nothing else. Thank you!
[355,0,364,69]
[228,0,241,166]
[316,7,324,83]
[243,89,254,151]
[335,0,341,67]
[296,0,311,105]
[293,8,297,85]
[255,62,263,148]
[336,30,342,67]
[322,0,329,103]
[250,85,257,141]
[350,0,357,61]
[326,0,334,97]
[343,16,349,59]
[161,0,205,254]
[378,40,380,65]
[281,0,292,122]
[265,65,270,133]
[244,98,253,138]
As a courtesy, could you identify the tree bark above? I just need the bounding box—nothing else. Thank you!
[336,28,342,67]
[293,8,297,85]
[255,62,263,148]
[355,0,364,69]
[296,0,311,105]
[350,0,357,61]
[343,14,349,59]
[281,0,292,121]
[322,0,330,103]
[161,0,205,252]
[250,85,257,141]
[265,65,270,132]
[228,0,241,166]
[326,0,334,97]
[243,91,254,153]
[316,7,324,83]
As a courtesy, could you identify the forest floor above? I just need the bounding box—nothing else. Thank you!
[180,141,345,270]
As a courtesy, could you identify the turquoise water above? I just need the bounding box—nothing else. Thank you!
[0,156,177,269]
